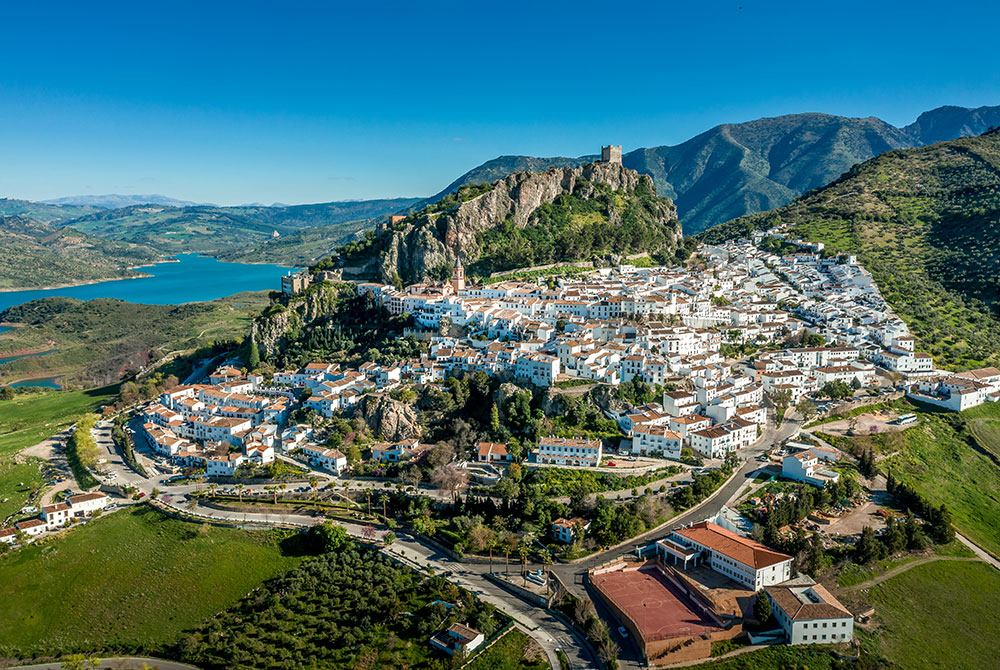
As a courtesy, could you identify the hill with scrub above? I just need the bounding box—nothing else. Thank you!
[331,161,683,285]
[0,215,162,290]
[699,128,1000,370]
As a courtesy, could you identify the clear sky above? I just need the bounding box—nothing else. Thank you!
[1,0,998,205]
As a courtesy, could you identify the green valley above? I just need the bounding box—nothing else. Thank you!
[0,293,269,388]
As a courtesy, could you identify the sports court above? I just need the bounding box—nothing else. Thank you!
[591,565,722,641]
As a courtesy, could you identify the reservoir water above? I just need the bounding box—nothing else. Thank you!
[0,254,297,313]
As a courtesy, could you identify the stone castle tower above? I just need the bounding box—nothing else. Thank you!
[601,144,622,165]
[452,255,466,293]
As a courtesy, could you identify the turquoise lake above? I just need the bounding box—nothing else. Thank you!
[0,254,297,313]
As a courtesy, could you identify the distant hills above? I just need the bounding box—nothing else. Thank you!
[0,215,160,290]
[42,194,214,209]
[699,127,1000,370]
[436,105,1000,235]
[59,198,423,257]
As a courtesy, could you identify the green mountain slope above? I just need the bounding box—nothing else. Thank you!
[699,128,1000,370]
[434,105,1000,235]
[61,198,422,257]
[0,216,162,290]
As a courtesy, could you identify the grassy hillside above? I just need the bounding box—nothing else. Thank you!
[0,385,118,456]
[0,293,268,388]
[0,216,162,290]
[859,560,1000,670]
[62,198,421,259]
[0,506,302,656]
[700,129,1000,370]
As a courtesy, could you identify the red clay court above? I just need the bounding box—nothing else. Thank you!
[591,566,722,641]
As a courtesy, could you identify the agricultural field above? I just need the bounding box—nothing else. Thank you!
[0,386,118,457]
[0,506,302,657]
[860,560,1000,670]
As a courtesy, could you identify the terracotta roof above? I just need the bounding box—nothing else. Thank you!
[765,582,851,621]
[673,521,790,569]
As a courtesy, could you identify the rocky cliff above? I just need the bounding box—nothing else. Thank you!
[356,394,421,441]
[252,283,346,357]
[376,161,681,283]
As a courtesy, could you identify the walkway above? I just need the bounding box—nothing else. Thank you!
[840,556,981,592]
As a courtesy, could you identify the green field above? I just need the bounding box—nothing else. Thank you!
[0,506,302,656]
[862,560,1000,670]
[689,645,844,669]
[465,629,548,670]
[0,386,118,457]
[0,457,45,520]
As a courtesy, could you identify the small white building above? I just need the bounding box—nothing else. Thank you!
[535,437,602,468]
[65,492,110,517]
[430,623,485,657]
[551,517,591,543]
[300,445,348,474]
[766,579,854,645]
[782,448,840,487]
[631,425,683,459]
[42,502,72,529]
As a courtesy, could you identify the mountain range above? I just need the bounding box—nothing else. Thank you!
[432,104,1000,235]
[699,127,1000,370]
[42,194,215,209]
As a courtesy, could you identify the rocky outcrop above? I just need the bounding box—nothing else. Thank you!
[586,385,629,414]
[356,394,421,441]
[252,283,347,356]
[378,161,681,283]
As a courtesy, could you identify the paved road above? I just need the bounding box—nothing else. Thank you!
[957,532,1000,571]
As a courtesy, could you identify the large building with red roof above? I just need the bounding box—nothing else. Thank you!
[657,521,792,590]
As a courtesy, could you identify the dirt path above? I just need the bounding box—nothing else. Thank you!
[21,427,77,506]
[840,556,981,592]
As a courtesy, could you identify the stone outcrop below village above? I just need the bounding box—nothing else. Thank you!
[252,283,344,356]
[378,161,681,283]
[356,394,421,441]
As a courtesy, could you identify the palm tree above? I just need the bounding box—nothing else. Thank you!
[236,483,245,503]
[378,494,389,519]
[207,482,218,497]
[486,534,498,574]
[518,542,530,583]
[308,477,319,510]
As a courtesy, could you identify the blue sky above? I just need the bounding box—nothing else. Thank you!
[1,0,998,205]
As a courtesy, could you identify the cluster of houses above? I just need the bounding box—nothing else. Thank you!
[906,366,1000,411]
[0,491,110,544]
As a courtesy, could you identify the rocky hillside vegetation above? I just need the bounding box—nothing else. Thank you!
[700,128,1000,370]
[333,161,682,284]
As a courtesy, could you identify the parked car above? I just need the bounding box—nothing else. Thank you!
[618,626,629,639]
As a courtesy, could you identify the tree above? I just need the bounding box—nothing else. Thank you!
[236,483,245,503]
[61,655,100,670]
[754,590,772,623]
[246,335,260,370]
[855,526,886,564]
[430,464,469,501]
[383,530,396,547]
[313,520,347,551]
[768,389,793,426]
[796,398,817,418]
[362,525,377,541]
[805,534,826,576]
